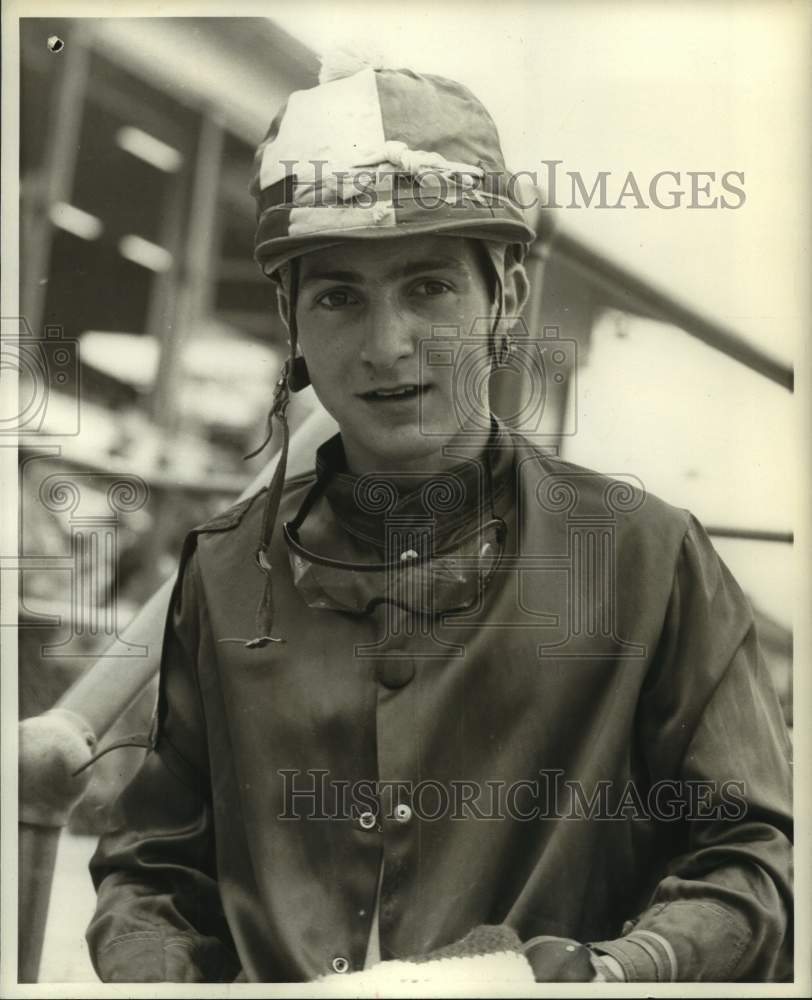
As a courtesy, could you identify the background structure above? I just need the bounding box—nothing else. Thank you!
[10,6,804,983]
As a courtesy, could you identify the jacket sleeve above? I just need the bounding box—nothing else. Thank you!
[86,547,240,982]
[592,516,793,982]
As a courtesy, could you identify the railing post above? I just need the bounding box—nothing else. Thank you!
[18,708,97,983]
[18,826,61,984]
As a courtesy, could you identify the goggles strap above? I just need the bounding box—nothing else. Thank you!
[286,261,310,391]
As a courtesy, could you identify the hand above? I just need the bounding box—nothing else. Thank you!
[590,953,626,982]
[522,936,627,982]
[522,936,595,981]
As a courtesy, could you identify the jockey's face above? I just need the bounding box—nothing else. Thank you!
[281,235,526,474]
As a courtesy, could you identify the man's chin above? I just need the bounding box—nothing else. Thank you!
[344,421,466,474]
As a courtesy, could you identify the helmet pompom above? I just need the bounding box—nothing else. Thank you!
[318,46,386,84]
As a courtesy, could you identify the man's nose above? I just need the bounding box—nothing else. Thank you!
[358,299,418,370]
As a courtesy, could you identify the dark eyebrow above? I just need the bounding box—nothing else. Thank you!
[300,268,363,285]
[397,257,469,279]
[300,257,470,286]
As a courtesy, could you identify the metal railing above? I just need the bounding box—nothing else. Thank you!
[531,211,794,391]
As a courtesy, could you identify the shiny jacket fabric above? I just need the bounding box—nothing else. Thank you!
[86,426,793,982]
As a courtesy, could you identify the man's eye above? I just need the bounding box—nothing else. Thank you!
[415,279,452,297]
[316,289,358,309]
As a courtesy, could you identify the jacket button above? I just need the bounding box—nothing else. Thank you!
[394,803,412,824]
[359,810,377,830]
[375,660,416,689]
[331,956,350,974]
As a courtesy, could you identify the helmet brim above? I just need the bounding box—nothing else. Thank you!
[255,214,536,279]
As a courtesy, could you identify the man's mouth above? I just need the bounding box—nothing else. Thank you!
[359,384,428,402]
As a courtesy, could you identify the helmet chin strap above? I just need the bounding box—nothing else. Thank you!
[224,265,302,648]
[472,238,511,371]
[492,267,511,367]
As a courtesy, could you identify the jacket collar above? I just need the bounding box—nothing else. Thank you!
[313,417,515,547]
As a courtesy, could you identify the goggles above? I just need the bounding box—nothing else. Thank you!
[282,453,507,618]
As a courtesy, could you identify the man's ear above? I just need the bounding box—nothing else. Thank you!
[503,259,530,318]
[276,284,291,331]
